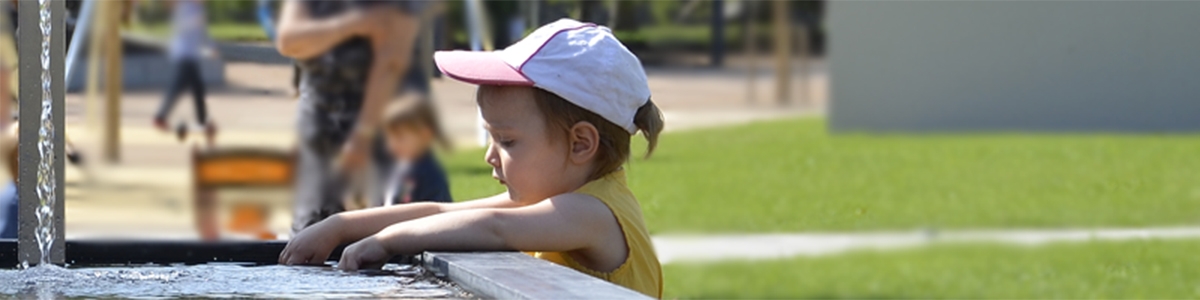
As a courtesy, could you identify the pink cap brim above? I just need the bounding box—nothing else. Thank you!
[434,51,535,86]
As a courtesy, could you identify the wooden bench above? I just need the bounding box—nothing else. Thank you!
[192,146,294,241]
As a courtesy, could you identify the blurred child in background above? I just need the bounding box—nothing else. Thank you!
[379,98,451,206]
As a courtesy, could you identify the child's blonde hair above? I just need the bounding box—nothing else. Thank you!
[531,88,663,180]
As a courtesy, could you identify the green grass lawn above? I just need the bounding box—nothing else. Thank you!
[663,239,1200,299]
[443,117,1200,233]
[130,22,268,42]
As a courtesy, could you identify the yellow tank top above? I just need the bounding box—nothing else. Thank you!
[527,170,663,298]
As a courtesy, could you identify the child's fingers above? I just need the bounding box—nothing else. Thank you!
[337,253,359,271]
[279,244,297,265]
[337,244,355,270]
[277,247,289,264]
[281,249,312,265]
[284,252,303,265]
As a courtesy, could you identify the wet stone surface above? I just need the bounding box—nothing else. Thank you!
[0,263,472,299]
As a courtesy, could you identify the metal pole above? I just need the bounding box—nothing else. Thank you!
[64,0,96,85]
[711,0,725,67]
[529,0,540,29]
[465,0,494,146]
[18,0,66,266]
[464,0,494,52]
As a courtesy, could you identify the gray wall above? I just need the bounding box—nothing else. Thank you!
[828,1,1200,132]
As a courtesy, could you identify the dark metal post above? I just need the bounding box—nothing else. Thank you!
[579,0,603,24]
[17,0,66,266]
[711,0,725,67]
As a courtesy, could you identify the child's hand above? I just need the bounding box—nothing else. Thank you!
[337,236,391,271]
[279,217,344,265]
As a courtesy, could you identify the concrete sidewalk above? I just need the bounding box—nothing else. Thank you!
[652,226,1200,264]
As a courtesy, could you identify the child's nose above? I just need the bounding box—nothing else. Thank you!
[484,143,500,168]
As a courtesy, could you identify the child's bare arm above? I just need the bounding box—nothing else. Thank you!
[279,193,519,265]
[275,1,368,60]
[331,193,519,242]
[337,194,626,271]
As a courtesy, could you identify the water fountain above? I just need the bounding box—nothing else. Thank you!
[16,0,64,267]
[0,1,651,298]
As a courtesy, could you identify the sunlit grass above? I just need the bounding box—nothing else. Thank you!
[444,117,1200,233]
[663,239,1200,299]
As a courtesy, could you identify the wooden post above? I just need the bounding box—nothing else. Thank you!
[86,0,105,130]
[772,0,791,105]
[744,0,758,104]
[102,1,121,163]
[795,22,809,107]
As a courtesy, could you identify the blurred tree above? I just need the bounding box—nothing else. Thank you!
[485,0,519,48]
[612,0,643,31]
[648,0,681,26]
[135,0,168,24]
[205,0,255,23]
[578,0,604,24]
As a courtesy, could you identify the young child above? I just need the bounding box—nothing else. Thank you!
[280,18,665,297]
[379,98,452,205]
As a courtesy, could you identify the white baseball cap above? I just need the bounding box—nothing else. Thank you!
[434,18,651,133]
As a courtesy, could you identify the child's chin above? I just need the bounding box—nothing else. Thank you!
[507,189,537,203]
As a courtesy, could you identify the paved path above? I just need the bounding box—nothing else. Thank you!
[652,226,1200,264]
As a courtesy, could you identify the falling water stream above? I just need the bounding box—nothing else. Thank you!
[33,0,56,267]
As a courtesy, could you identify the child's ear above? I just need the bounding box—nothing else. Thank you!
[568,121,600,165]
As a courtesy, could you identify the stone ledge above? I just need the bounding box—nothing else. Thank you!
[422,252,652,300]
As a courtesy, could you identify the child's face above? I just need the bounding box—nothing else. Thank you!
[477,86,584,203]
[385,124,434,161]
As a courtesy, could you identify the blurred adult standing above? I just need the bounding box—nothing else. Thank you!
[275,1,427,232]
